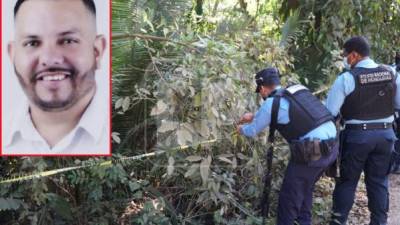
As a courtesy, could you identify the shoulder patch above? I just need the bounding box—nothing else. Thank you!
[286,84,308,94]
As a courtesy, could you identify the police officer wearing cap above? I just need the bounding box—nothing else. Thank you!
[394,51,400,72]
[366,56,400,175]
[327,36,400,225]
[391,52,400,174]
[237,67,338,225]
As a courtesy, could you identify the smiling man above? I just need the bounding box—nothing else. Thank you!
[4,0,110,155]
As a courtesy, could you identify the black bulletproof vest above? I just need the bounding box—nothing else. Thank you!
[341,66,396,120]
[270,85,333,141]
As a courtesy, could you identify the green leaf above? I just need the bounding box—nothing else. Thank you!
[115,98,124,110]
[47,194,73,221]
[218,156,233,164]
[138,88,151,96]
[128,181,141,192]
[185,155,202,162]
[122,97,130,112]
[151,100,168,116]
[200,156,211,185]
[0,198,23,211]
[184,163,199,178]
[176,128,192,146]
[167,156,175,176]
[143,11,155,32]
[158,120,178,133]
[211,107,219,118]
[88,186,103,201]
[111,132,121,144]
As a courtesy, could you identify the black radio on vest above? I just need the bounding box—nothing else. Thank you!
[341,66,396,120]
[270,84,333,141]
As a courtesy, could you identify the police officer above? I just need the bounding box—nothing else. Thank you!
[237,67,338,225]
[327,36,400,225]
[390,52,400,174]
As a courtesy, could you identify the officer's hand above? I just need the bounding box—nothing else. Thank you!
[239,113,254,124]
[236,125,243,134]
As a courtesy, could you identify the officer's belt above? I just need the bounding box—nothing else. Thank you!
[345,122,393,130]
[289,138,337,164]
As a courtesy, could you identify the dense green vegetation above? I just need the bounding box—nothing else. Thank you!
[1,0,400,224]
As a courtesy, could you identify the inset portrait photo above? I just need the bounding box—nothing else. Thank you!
[1,0,111,156]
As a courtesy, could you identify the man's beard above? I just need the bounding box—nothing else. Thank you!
[14,65,96,112]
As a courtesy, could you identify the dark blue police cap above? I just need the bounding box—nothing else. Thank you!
[255,67,281,93]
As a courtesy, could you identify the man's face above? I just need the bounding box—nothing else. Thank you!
[343,50,362,69]
[259,85,273,99]
[8,0,105,112]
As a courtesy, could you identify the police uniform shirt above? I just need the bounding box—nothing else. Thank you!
[392,63,400,75]
[240,86,337,140]
[326,58,400,124]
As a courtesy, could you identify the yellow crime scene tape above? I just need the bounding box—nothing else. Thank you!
[0,139,217,185]
[0,86,329,185]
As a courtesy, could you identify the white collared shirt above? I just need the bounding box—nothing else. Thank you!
[3,88,110,155]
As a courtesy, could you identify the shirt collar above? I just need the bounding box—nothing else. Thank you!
[75,88,107,144]
[266,85,282,99]
[5,102,45,147]
[5,87,107,148]
[354,57,378,68]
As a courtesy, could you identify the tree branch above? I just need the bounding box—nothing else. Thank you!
[112,33,198,51]
[313,86,329,96]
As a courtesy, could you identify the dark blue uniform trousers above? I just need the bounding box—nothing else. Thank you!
[330,129,395,225]
[390,140,400,173]
[277,143,338,225]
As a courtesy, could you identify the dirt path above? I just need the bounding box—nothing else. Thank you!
[348,178,370,225]
[388,174,400,225]
[346,174,400,225]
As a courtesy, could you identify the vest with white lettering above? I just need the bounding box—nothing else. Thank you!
[341,66,396,120]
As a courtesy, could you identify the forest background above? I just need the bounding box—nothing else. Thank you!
[1,0,400,224]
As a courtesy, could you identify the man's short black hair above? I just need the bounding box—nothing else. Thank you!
[14,0,96,18]
[343,36,370,57]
